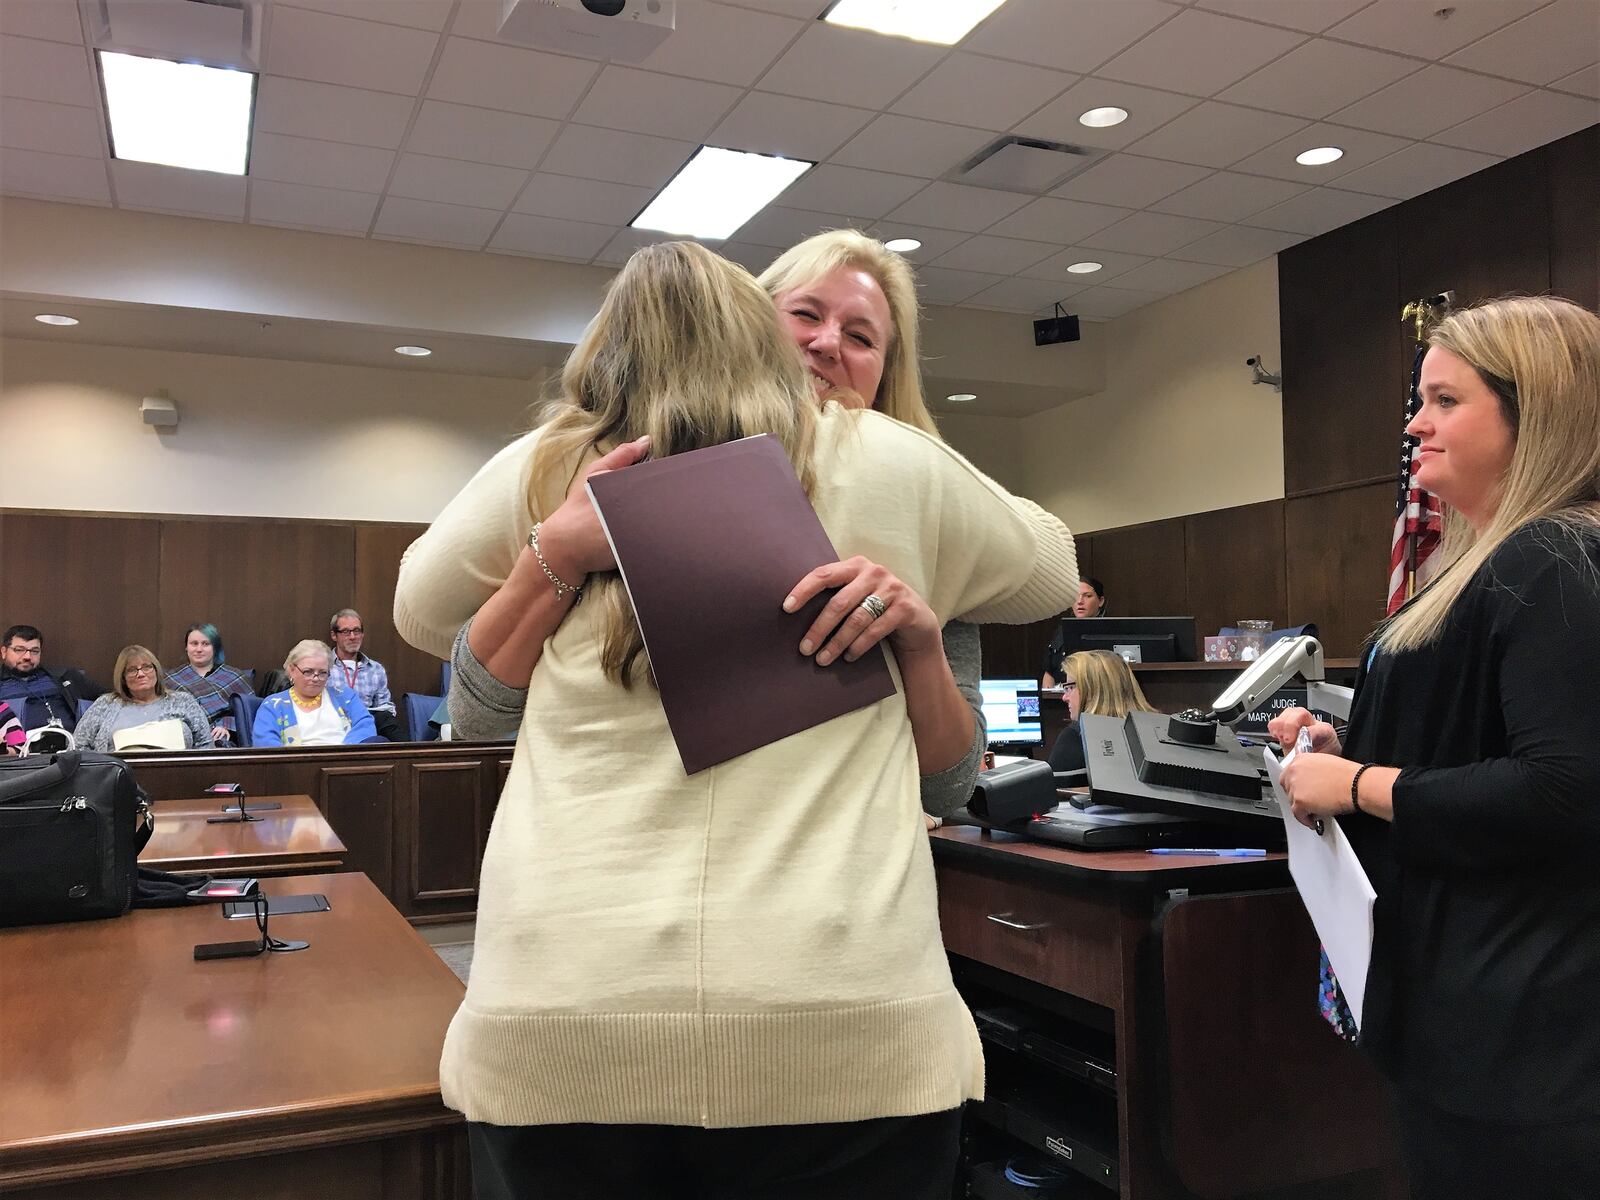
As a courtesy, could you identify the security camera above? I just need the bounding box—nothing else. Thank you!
[1247,354,1282,393]
[1246,356,1260,367]
[580,0,627,12]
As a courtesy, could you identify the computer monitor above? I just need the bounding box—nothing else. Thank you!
[1055,616,1198,665]
[979,678,1043,746]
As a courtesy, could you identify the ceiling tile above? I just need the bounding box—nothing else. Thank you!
[1013,78,1199,151]
[513,173,654,224]
[1243,185,1394,233]
[0,96,103,158]
[1081,210,1225,254]
[1329,0,1547,59]
[850,221,972,261]
[0,0,86,43]
[276,0,452,31]
[540,125,695,187]
[0,146,109,204]
[830,114,995,177]
[248,178,380,234]
[964,0,1181,74]
[255,77,416,149]
[1552,64,1600,99]
[713,92,874,161]
[985,195,1131,242]
[965,275,1087,314]
[111,160,246,220]
[1127,101,1308,167]
[1,35,96,107]
[373,196,499,248]
[574,66,743,142]
[1051,154,1211,208]
[1070,284,1169,318]
[892,54,1076,132]
[931,234,1060,273]
[388,152,528,209]
[1171,224,1303,266]
[1218,39,1419,120]
[884,181,1031,233]
[757,22,944,110]
[734,205,863,249]
[1331,143,1502,200]
[1192,0,1368,33]
[1020,246,1153,283]
[427,37,599,119]
[1228,121,1412,184]
[1330,66,1530,140]
[1431,89,1600,157]
[720,240,781,274]
[1103,257,1231,294]
[265,6,439,94]
[717,0,826,15]
[250,131,396,192]
[1097,9,1305,98]
[1149,170,1308,222]
[776,164,927,219]
[916,266,1009,306]
[488,212,615,261]
[595,226,722,267]
[404,101,559,169]
[1446,0,1600,85]
[632,2,803,87]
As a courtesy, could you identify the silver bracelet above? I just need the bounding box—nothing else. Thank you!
[527,522,583,601]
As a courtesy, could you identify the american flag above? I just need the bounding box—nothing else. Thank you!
[1388,344,1444,615]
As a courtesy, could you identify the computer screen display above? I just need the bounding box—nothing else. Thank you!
[1056,616,1198,664]
[980,678,1043,745]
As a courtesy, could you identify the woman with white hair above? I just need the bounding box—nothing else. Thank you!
[252,639,377,747]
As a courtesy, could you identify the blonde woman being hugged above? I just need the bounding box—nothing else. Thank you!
[395,242,1077,1199]
[1272,297,1600,1200]
[1046,649,1157,774]
[75,645,212,751]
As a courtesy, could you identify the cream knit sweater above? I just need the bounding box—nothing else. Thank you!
[395,406,1077,1129]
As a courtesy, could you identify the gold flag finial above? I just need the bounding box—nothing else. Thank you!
[1401,291,1456,344]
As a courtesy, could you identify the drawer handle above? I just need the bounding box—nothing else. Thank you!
[986,912,1050,933]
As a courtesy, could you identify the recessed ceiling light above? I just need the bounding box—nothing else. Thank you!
[1065,261,1102,274]
[395,345,432,357]
[946,393,978,402]
[1078,107,1129,129]
[98,51,256,175]
[632,146,812,240]
[34,314,80,326]
[823,0,1009,46]
[1295,146,1344,166]
[884,237,922,253]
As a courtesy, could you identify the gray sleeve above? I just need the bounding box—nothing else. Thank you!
[73,696,113,751]
[918,619,986,819]
[447,618,527,742]
[177,693,214,750]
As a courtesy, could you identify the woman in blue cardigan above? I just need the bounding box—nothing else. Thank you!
[253,639,377,747]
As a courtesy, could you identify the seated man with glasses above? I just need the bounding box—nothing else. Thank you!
[326,608,402,742]
[0,624,105,735]
[252,639,379,747]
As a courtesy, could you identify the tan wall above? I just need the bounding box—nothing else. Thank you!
[932,411,1027,493]
[1018,258,1285,534]
[0,338,537,523]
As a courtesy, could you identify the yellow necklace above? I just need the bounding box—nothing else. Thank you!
[291,691,321,711]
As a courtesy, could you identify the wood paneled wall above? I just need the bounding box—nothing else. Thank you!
[0,509,441,700]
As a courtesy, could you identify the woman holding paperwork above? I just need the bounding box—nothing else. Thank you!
[74,645,212,751]
[1272,296,1600,1200]
[395,242,1077,1199]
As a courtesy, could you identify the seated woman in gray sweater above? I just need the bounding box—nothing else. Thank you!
[75,645,212,751]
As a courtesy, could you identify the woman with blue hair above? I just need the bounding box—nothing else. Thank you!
[165,622,254,745]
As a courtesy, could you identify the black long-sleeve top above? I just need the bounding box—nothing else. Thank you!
[1340,517,1600,1124]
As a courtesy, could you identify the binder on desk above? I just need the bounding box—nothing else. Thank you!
[586,434,896,774]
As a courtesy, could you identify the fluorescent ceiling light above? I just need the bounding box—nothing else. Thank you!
[1078,107,1128,129]
[395,345,433,357]
[99,51,255,175]
[884,237,922,252]
[823,0,1010,46]
[946,393,978,402]
[1295,146,1344,166]
[632,146,812,240]
[34,314,80,326]
[1066,261,1102,274]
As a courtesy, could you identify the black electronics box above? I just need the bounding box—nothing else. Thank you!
[1033,313,1081,346]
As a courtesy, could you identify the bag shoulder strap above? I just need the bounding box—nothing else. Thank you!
[0,750,80,803]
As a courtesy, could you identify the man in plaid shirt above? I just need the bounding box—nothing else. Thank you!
[328,609,402,742]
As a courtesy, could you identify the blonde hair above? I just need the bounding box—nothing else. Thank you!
[112,645,167,702]
[757,229,939,437]
[1063,650,1158,718]
[1380,295,1600,654]
[531,241,819,686]
[284,639,332,672]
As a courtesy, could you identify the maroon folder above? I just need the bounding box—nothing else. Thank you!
[586,435,896,774]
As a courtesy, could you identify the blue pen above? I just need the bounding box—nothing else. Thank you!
[1146,848,1269,857]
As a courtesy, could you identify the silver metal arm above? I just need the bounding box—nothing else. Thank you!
[1210,634,1350,725]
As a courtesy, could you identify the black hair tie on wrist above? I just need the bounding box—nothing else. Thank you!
[1351,763,1375,815]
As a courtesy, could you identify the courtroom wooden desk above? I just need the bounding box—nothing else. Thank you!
[931,825,1403,1200]
[0,872,468,1200]
[140,794,347,876]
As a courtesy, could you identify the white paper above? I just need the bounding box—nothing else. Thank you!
[1264,747,1377,1029]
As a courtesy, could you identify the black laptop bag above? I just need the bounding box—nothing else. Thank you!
[0,750,149,927]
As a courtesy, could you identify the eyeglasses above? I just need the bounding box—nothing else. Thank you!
[1061,681,1078,691]
[332,626,363,636]
[292,667,330,679]
[6,645,41,656]
[125,665,157,676]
